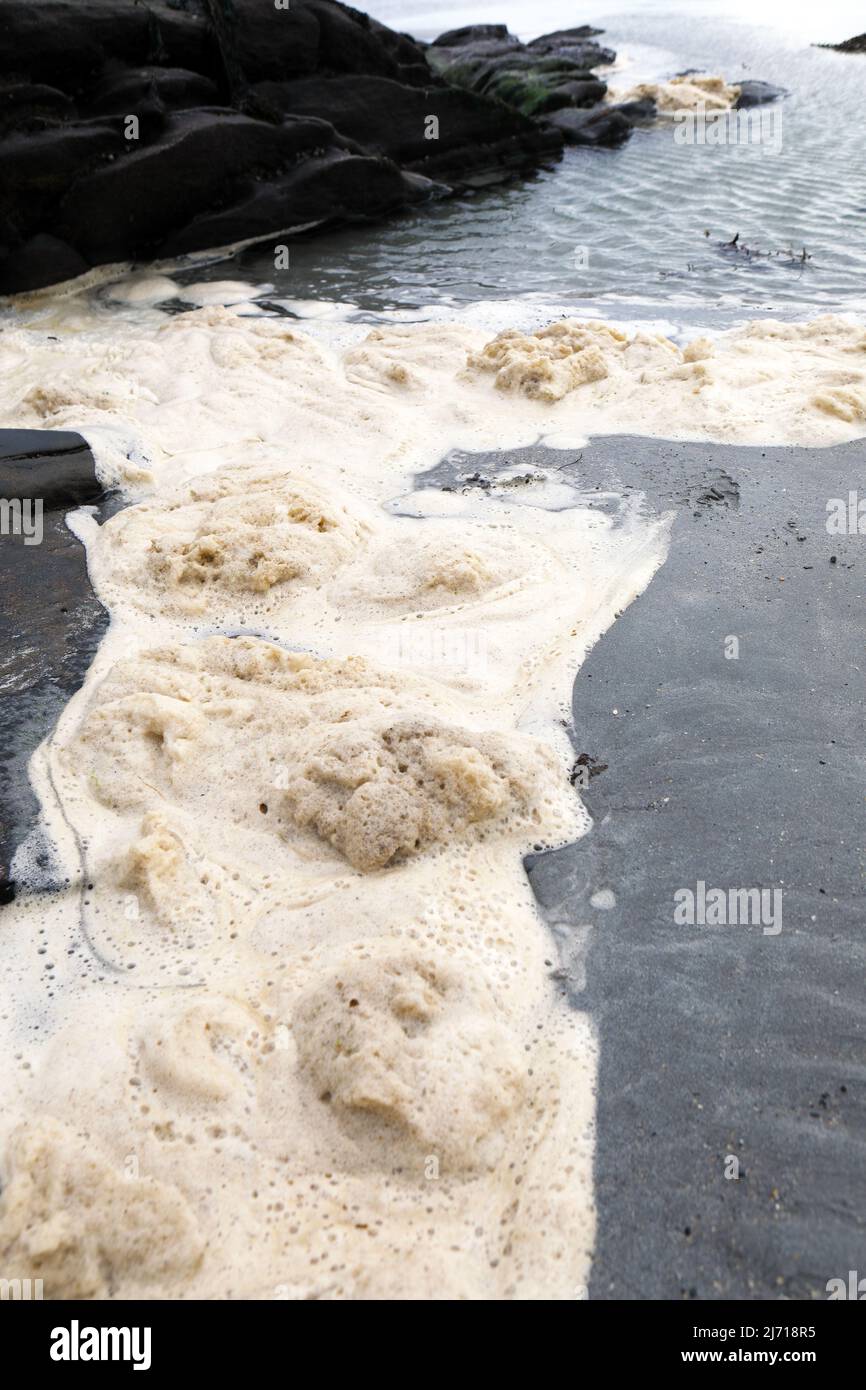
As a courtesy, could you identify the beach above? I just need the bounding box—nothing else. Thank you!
[0,0,864,1310]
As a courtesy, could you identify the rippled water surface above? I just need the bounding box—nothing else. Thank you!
[202,3,866,328]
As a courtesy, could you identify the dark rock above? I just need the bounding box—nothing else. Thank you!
[307,0,429,82]
[0,0,216,94]
[734,79,786,107]
[672,70,782,109]
[0,0,570,292]
[227,0,320,81]
[526,27,615,67]
[0,429,103,508]
[159,150,435,257]
[432,24,517,48]
[0,122,123,240]
[0,81,73,136]
[0,233,88,292]
[55,110,342,261]
[85,64,219,115]
[817,32,866,53]
[366,16,432,84]
[539,79,608,113]
[430,36,520,63]
[613,97,657,124]
[528,26,604,46]
[547,104,633,147]
[430,47,604,118]
[205,0,429,88]
[535,42,615,67]
[429,22,616,119]
[254,74,562,183]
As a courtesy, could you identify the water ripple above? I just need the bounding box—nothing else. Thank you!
[216,10,866,329]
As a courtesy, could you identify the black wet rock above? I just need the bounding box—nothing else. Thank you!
[431,24,518,48]
[0,234,88,294]
[158,151,433,257]
[540,78,608,113]
[203,0,430,89]
[526,26,615,67]
[735,79,786,107]
[309,1,429,84]
[85,64,219,116]
[548,103,634,147]
[225,0,320,82]
[0,0,215,93]
[0,81,73,136]
[53,109,345,261]
[427,29,614,119]
[256,74,563,184]
[816,32,866,53]
[0,121,124,240]
[614,97,657,124]
[528,25,605,43]
[0,0,567,293]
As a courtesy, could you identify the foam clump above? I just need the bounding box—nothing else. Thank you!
[69,636,568,873]
[813,386,866,422]
[120,811,214,939]
[0,1120,203,1298]
[20,377,155,420]
[99,462,371,617]
[737,317,866,422]
[292,946,527,1170]
[283,716,553,871]
[624,74,741,110]
[332,527,543,614]
[343,323,474,392]
[466,319,678,401]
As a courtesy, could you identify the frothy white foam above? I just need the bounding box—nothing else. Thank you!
[0,285,862,1299]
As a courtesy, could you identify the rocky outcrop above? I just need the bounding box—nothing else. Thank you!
[734,79,786,107]
[0,0,564,294]
[426,21,656,147]
[253,74,561,183]
[0,2,787,293]
[427,23,616,118]
[547,104,633,147]
[816,33,866,53]
[430,25,786,146]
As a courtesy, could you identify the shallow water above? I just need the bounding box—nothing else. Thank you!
[209,3,866,329]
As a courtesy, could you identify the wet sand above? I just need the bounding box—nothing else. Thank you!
[492,434,865,1299]
[0,431,108,902]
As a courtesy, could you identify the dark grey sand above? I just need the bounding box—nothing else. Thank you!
[2,427,864,1297]
[428,435,866,1300]
[0,431,108,900]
